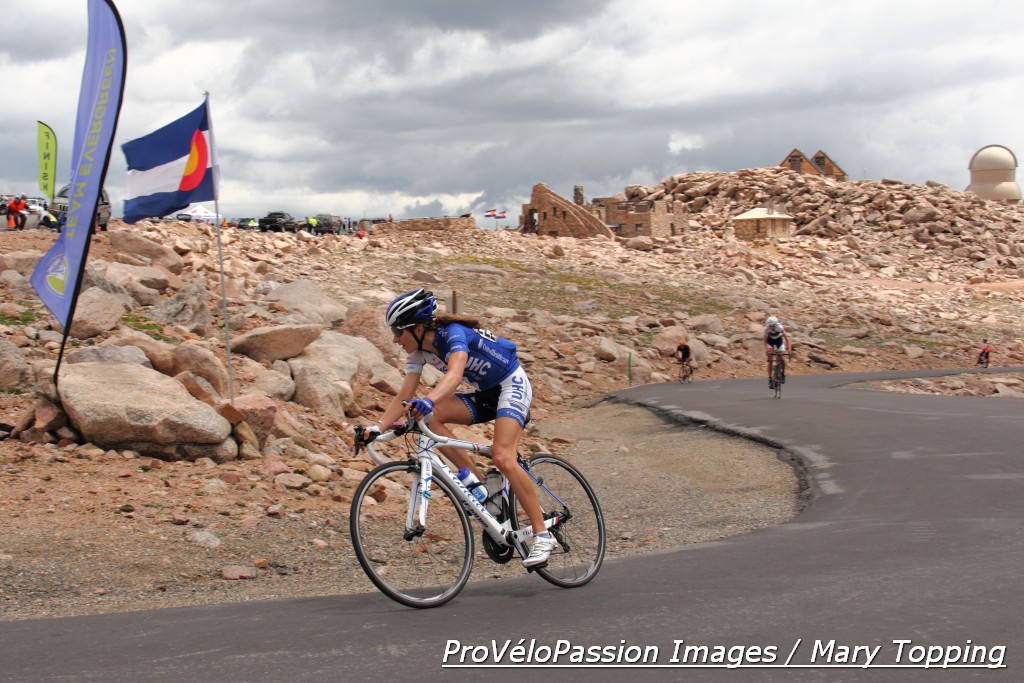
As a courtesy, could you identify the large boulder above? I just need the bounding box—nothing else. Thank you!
[58,362,233,461]
[231,324,323,362]
[106,230,184,274]
[0,337,30,390]
[66,287,130,340]
[148,281,213,335]
[287,331,399,417]
[262,279,347,326]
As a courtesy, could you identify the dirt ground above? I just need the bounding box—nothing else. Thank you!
[0,401,800,621]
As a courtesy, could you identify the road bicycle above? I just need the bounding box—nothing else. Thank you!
[678,361,695,383]
[977,351,990,368]
[768,350,789,399]
[350,412,606,608]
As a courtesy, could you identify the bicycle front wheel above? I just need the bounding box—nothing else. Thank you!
[350,460,474,608]
[510,454,605,588]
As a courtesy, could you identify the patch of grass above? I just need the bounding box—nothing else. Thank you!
[0,308,41,326]
[442,253,532,273]
[121,314,177,343]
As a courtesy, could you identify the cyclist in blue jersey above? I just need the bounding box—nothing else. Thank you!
[364,288,556,568]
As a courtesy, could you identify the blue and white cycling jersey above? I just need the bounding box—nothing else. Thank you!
[405,323,519,391]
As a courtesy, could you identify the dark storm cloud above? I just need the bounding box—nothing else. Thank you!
[2,0,1023,221]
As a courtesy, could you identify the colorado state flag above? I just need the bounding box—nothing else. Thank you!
[122,100,217,223]
[484,209,496,218]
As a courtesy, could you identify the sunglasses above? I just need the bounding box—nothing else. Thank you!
[391,324,413,337]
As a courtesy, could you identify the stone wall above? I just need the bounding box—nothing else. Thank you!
[598,197,685,238]
[375,216,478,232]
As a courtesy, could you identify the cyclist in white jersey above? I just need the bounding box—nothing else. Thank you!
[364,289,556,568]
[763,315,791,381]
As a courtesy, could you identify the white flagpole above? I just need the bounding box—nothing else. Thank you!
[204,91,236,404]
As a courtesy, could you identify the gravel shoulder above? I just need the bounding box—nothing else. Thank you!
[0,401,800,622]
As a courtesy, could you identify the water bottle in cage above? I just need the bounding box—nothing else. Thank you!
[457,468,487,502]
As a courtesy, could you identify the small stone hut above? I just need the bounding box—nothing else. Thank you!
[732,207,793,241]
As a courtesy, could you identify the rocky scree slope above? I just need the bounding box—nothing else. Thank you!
[0,167,1022,618]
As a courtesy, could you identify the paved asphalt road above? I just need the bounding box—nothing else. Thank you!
[2,368,1021,682]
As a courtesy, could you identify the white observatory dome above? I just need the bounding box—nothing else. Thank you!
[966,145,1020,202]
[969,145,1018,172]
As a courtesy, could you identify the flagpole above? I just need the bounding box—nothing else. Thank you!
[204,91,236,404]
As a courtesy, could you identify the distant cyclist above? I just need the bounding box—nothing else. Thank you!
[977,339,992,367]
[764,316,791,382]
[676,339,694,379]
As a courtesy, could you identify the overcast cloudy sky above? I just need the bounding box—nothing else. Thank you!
[2,0,1022,223]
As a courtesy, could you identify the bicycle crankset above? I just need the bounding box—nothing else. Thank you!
[482,531,516,564]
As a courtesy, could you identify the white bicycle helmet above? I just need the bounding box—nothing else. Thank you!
[766,315,780,327]
[385,288,437,329]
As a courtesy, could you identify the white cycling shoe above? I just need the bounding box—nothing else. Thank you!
[523,533,557,568]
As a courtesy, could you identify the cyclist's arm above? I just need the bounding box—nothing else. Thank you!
[423,349,469,407]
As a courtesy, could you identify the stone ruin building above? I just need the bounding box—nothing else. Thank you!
[519,149,848,241]
[518,183,683,239]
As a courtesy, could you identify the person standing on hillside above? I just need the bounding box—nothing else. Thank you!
[978,339,993,367]
[7,195,28,230]
[359,288,557,568]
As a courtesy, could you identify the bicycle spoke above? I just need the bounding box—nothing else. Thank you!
[350,461,474,608]
[510,455,605,588]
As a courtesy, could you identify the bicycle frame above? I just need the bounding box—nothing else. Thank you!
[359,418,561,555]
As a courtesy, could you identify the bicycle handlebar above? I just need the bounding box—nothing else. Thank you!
[354,403,453,465]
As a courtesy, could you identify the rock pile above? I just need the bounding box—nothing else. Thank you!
[627,167,1024,283]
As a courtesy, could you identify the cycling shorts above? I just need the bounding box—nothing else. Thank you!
[455,365,532,428]
[766,336,787,352]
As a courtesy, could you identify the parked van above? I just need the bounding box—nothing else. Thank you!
[49,183,112,231]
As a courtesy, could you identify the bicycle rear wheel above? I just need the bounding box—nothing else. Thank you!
[509,454,605,588]
[350,460,474,608]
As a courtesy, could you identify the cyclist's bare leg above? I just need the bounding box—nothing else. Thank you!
[491,416,547,534]
[766,350,774,378]
[426,397,479,477]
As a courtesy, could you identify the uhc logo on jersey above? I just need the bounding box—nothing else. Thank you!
[466,357,493,375]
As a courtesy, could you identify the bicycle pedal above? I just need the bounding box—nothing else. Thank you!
[525,560,548,573]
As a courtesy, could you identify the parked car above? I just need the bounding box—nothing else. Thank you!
[49,183,111,231]
[175,213,193,222]
[258,211,297,232]
[310,213,344,235]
